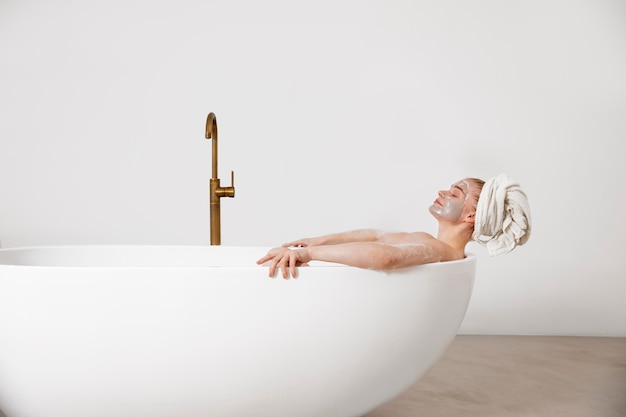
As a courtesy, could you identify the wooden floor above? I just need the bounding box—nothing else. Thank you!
[365,335,626,417]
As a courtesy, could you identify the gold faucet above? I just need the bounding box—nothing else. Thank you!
[204,112,235,245]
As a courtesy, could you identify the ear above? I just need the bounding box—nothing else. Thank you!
[465,212,476,224]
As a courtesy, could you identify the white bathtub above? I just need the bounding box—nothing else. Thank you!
[0,246,475,417]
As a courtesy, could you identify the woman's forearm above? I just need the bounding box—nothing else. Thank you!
[307,242,440,270]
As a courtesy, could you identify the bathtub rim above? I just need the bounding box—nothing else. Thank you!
[0,244,476,271]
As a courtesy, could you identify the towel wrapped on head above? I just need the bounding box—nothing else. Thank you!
[472,174,531,256]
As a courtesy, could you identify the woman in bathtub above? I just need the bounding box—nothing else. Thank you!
[258,175,531,278]
[258,178,485,279]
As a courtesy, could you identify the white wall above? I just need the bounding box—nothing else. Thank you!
[1,0,625,336]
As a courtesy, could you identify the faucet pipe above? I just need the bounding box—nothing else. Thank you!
[204,112,235,245]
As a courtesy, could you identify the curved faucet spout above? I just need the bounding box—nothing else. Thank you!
[205,112,218,179]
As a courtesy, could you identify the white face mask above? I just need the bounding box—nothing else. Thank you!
[429,181,470,223]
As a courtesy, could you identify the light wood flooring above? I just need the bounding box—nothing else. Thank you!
[365,335,626,417]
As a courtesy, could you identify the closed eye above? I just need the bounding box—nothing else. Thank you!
[451,185,466,198]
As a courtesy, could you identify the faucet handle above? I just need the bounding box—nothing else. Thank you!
[226,170,235,198]
[215,171,235,198]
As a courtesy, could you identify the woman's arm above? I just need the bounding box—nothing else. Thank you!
[282,229,384,248]
[257,242,441,278]
[283,230,430,248]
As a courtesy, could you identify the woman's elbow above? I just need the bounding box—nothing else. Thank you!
[371,252,400,270]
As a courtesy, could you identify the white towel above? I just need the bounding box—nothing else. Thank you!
[472,174,531,256]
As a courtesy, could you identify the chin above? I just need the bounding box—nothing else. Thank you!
[428,207,441,219]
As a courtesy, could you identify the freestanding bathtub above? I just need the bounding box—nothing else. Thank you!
[0,246,475,417]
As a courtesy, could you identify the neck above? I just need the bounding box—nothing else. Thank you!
[436,222,473,253]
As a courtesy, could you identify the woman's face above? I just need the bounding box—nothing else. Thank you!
[429,180,473,223]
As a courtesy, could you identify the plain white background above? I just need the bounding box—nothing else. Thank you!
[1,0,625,336]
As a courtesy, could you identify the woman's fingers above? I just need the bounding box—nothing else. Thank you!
[258,248,301,279]
[277,253,288,279]
[277,251,299,279]
[256,254,272,265]
[290,251,298,278]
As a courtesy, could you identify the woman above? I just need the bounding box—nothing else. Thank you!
[257,178,486,278]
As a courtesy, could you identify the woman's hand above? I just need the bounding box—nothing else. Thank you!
[256,247,312,279]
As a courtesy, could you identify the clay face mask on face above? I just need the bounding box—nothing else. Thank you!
[429,181,470,222]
